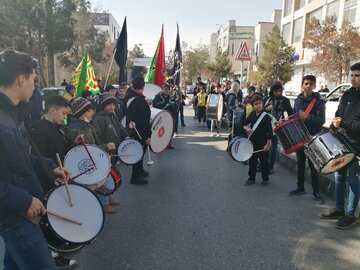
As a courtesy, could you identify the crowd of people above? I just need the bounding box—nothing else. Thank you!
[0,48,359,270]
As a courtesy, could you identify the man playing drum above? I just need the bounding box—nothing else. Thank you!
[320,63,360,229]
[0,49,70,269]
[288,75,326,204]
[126,77,152,185]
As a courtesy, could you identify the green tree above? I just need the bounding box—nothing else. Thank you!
[302,15,360,83]
[207,48,232,81]
[128,44,147,78]
[257,25,295,85]
[183,44,210,83]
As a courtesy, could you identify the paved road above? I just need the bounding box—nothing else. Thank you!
[1,104,360,269]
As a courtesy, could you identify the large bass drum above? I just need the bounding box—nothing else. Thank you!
[150,107,174,153]
[206,94,223,122]
[41,183,104,253]
[143,83,161,101]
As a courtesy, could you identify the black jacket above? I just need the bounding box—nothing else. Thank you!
[293,92,325,135]
[153,92,177,115]
[244,111,273,150]
[125,90,151,144]
[264,95,293,121]
[30,119,73,161]
[0,93,56,226]
[333,87,360,155]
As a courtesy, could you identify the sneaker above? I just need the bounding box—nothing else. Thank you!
[335,215,357,230]
[216,133,220,137]
[142,170,149,177]
[173,132,178,138]
[181,123,186,126]
[109,197,120,206]
[288,188,305,196]
[211,133,216,137]
[261,180,269,186]
[312,193,325,205]
[54,256,77,269]
[319,208,345,220]
[244,180,255,186]
[103,204,116,214]
[130,177,148,185]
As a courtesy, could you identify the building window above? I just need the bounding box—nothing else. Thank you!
[344,0,357,23]
[326,0,340,22]
[294,0,305,11]
[305,7,323,31]
[282,23,291,44]
[284,0,293,17]
[292,17,303,43]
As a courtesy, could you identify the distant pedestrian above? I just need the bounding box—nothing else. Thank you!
[61,78,68,86]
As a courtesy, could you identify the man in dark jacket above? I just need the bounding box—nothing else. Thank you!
[289,75,326,205]
[126,77,152,185]
[320,62,360,229]
[263,81,293,173]
[0,49,69,269]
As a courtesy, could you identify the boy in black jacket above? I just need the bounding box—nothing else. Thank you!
[243,95,273,186]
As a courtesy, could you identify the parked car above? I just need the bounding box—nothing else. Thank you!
[323,83,351,128]
[39,86,66,109]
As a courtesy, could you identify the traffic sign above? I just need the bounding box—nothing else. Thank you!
[235,42,251,61]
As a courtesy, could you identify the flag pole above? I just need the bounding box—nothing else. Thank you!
[104,48,117,86]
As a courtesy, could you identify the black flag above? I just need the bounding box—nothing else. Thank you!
[114,17,127,84]
[172,23,182,86]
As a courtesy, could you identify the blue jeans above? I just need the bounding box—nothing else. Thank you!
[335,158,360,217]
[0,220,56,270]
[269,135,278,170]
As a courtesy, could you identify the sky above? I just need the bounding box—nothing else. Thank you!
[90,0,283,57]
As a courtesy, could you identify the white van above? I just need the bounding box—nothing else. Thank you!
[324,83,351,128]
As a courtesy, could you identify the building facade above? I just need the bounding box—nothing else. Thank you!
[281,0,360,92]
[210,10,282,84]
[93,12,121,43]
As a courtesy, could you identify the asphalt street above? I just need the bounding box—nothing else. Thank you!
[1,104,360,269]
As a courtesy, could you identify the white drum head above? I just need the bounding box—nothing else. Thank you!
[46,184,104,244]
[102,174,115,191]
[217,94,223,122]
[117,138,143,164]
[231,137,254,162]
[143,83,161,101]
[321,153,355,174]
[64,145,111,189]
[150,108,174,153]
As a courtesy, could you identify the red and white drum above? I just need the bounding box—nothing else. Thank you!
[117,137,143,164]
[64,144,111,190]
[42,183,104,253]
[150,107,174,153]
[274,117,311,154]
[95,166,122,195]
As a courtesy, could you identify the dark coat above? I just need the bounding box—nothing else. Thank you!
[0,93,56,227]
[333,87,360,154]
[293,92,325,135]
[244,111,273,150]
[263,95,293,121]
[125,90,151,144]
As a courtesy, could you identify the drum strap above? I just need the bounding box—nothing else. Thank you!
[305,97,317,114]
[252,112,267,133]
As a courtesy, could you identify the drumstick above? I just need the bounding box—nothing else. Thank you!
[81,142,97,170]
[253,149,265,154]
[147,145,154,166]
[56,153,73,207]
[134,127,143,140]
[46,209,82,226]
[70,167,95,181]
[111,154,137,157]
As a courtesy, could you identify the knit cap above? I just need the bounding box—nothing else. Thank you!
[100,92,116,109]
[71,97,93,118]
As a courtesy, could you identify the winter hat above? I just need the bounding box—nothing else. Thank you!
[230,81,240,92]
[65,84,75,92]
[71,97,93,118]
[82,90,93,99]
[100,92,116,109]
[247,86,255,93]
[270,81,283,93]
[105,84,116,92]
[162,84,171,91]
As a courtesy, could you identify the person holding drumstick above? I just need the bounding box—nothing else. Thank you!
[243,94,273,186]
[320,63,360,229]
[288,75,326,204]
[0,49,70,269]
[126,76,152,185]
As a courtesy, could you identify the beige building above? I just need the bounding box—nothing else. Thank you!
[281,0,360,92]
[210,10,282,85]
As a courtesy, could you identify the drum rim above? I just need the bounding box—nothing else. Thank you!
[150,109,174,153]
[95,166,122,195]
[64,144,111,187]
[274,117,302,132]
[320,153,356,174]
[230,137,253,162]
[43,183,105,245]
